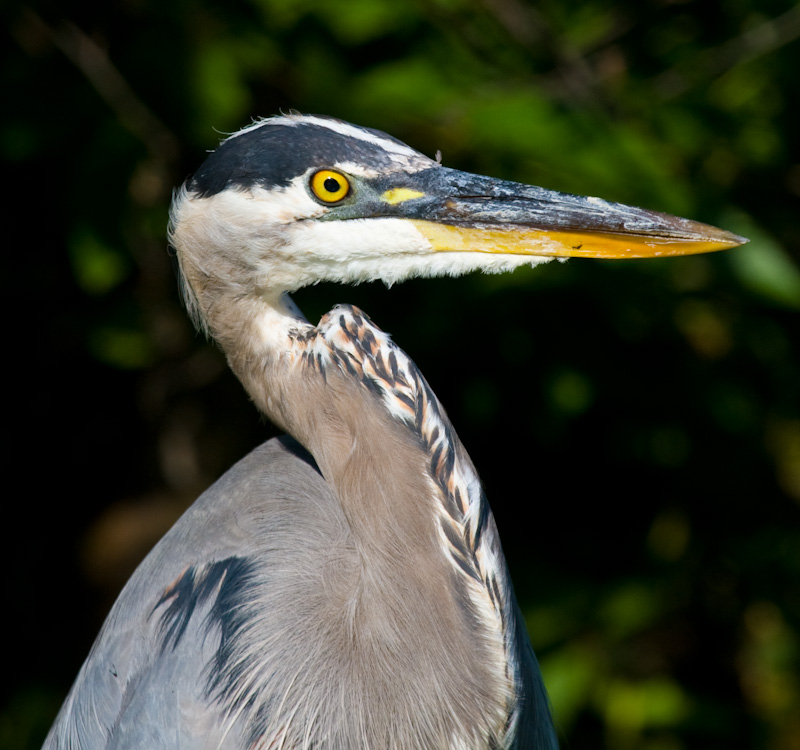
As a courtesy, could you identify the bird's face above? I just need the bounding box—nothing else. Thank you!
[170,115,745,325]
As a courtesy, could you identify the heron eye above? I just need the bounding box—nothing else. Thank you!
[310,170,350,203]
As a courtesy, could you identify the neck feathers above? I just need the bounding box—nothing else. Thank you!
[204,292,524,747]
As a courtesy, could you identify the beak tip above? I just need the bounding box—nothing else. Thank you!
[712,229,749,250]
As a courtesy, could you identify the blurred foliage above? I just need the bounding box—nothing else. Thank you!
[3,0,800,747]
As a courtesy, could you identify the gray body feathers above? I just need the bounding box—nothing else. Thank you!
[45,436,556,749]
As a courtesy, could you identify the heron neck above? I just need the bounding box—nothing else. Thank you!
[204,290,308,427]
[204,289,519,742]
[212,292,438,550]
[206,290,479,563]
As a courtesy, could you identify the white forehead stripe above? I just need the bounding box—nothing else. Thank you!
[221,115,423,161]
[295,116,422,159]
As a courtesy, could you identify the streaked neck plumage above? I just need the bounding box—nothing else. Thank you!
[198,280,525,747]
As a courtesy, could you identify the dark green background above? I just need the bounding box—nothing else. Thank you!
[4,0,800,747]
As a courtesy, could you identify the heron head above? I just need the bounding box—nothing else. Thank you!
[169,114,746,329]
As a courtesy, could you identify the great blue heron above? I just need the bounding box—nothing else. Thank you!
[44,115,745,749]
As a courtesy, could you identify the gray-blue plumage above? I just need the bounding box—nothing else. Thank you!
[47,420,555,748]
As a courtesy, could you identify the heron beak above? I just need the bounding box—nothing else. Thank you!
[377,167,746,259]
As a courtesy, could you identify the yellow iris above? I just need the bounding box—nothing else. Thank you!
[310,170,350,203]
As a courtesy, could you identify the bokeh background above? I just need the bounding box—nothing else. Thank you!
[4,0,800,748]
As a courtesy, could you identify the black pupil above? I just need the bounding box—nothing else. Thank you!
[323,176,341,194]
